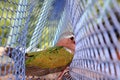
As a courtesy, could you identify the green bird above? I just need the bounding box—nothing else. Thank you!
[25,36,75,76]
[0,46,73,76]
[25,46,73,76]
[0,37,75,77]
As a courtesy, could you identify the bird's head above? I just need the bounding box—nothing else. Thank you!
[56,36,75,53]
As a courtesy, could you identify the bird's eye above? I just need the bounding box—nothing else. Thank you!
[70,37,74,40]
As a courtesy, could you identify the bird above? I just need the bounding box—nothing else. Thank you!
[25,46,73,76]
[0,36,75,79]
[25,36,75,76]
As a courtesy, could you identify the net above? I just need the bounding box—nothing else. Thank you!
[0,0,31,80]
[66,0,120,79]
[0,0,120,80]
[0,0,68,80]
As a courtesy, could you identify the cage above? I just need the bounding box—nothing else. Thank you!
[0,0,120,80]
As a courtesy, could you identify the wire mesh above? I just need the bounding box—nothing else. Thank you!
[66,0,120,80]
[0,0,120,80]
[0,0,34,80]
[0,0,69,80]
[26,0,68,52]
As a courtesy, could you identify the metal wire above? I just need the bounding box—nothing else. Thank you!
[66,0,120,79]
[0,0,120,80]
[0,0,33,80]
[0,0,68,80]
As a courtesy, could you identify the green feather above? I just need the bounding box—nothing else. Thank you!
[26,46,73,69]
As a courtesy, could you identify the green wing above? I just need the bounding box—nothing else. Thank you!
[26,46,73,69]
